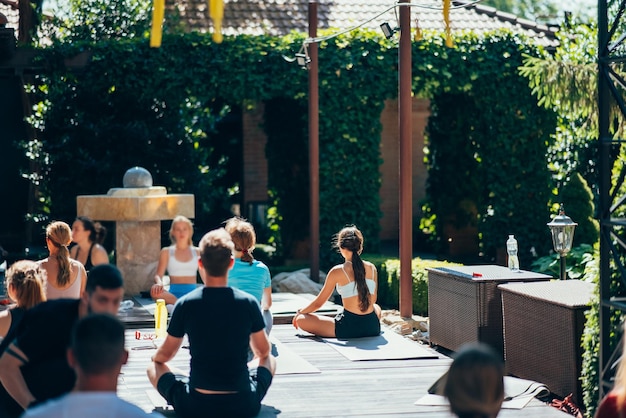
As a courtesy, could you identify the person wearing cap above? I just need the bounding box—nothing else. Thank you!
[0,264,125,418]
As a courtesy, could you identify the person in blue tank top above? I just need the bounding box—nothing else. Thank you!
[224,217,273,334]
[292,225,381,339]
[150,216,200,305]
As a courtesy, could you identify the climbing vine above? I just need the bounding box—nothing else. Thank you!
[25,27,556,266]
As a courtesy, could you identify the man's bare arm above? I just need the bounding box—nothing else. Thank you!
[152,335,183,364]
[0,343,35,409]
[250,329,270,360]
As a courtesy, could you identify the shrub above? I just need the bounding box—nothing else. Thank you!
[377,258,462,316]
[253,243,277,266]
[558,172,599,247]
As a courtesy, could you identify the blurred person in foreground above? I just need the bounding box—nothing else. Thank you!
[0,264,124,417]
[22,313,162,417]
[443,343,504,418]
[0,260,46,353]
[596,320,626,418]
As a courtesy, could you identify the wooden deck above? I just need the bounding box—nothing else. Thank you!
[117,294,570,418]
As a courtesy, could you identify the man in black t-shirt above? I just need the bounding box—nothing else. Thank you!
[0,264,125,418]
[147,228,276,418]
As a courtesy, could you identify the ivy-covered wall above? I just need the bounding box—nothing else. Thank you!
[420,33,557,265]
[27,29,556,267]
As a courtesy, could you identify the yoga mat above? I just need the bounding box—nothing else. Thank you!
[117,298,155,327]
[271,292,339,314]
[246,336,320,375]
[415,375,550,409]
[133,296,158,315]
[270,337,320,375]
[322,329,438,361]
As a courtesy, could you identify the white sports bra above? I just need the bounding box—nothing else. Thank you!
[335,265,376,298]
[167,246,199,277]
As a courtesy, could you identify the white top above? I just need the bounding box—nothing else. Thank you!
[22,392,164,418]
[44,260,84,300]
[335,265,376,298]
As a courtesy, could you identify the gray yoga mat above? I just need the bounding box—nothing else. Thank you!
[270,336,320,375]
[322,328,438,361]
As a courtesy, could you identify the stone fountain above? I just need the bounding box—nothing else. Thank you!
[76,167,194,295]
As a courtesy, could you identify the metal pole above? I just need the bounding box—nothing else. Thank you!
[598,0,612,401]
[399,1,413,318]
[560,255,566,280]
[308,1,320,282]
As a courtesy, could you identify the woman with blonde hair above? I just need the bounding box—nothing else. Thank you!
[224,216,273,333]
[151,215,199,304]
[443,343,504,418]
[0,260,46,352]
[39,221,87,299]
[292,225,381,338]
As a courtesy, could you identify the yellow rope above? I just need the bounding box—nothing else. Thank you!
[210,0,224,43]
[149,0,165,47]
[443,0,453,47]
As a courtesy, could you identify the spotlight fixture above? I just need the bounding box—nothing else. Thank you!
[380,22,399,39]
[295,43,311,68]
[296,52,311,67]
[282,43,311,68]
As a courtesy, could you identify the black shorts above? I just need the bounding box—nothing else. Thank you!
[334,310,381,339]
[157,367,273,418]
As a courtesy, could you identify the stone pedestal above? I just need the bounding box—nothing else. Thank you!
[77,186,194,295]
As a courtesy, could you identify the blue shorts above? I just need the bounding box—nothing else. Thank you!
[168,284,198,299]
[157,367,273,418]
[334,310,381,339]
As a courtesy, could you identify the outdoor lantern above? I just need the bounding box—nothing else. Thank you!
[547,203,577,280]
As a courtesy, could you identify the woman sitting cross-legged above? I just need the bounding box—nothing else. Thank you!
[150,215,200,305]
[224,217,273,334]
[292,225,381,338]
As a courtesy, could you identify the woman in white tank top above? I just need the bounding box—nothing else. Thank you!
[150,215,200,304]
[39,221,87,300]
[292,226,381,338]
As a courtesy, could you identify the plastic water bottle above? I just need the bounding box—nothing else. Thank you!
[506,235,520,272]
[155,299,168,339]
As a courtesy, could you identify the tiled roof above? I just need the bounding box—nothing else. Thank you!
[0,4,18,32]
[172,0,559,47]
[1,0,559,48]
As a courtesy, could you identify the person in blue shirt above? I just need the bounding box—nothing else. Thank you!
[224,217,273,334]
